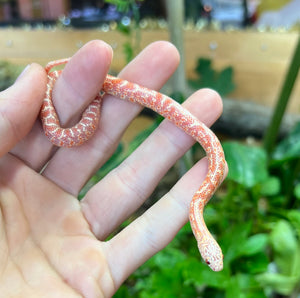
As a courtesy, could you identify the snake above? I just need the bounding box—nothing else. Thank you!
[40,58,226,271]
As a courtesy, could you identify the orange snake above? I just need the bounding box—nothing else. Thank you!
[41,58,226,271]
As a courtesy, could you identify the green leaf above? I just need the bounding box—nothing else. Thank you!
[151,248,186,270]
[287,210,300,232]
[271,220,297,255]
[215,66,235,96]
[259,176,281,196]
[225,275,242,298]
[226,274,264,298]
[238,234,269,256]
[221,221,252,264]
[291,244,300,278]
[272,121,300,163]
[135,248,198,297]
[223,142,268,188]
[229,234,269,274]
[294,183,300,200]
[183,258,229,289]
[270,220,298,275]
[256,273,298,295]
[235,252,269,274]
[105,0,132,13]
[189,57,235,96]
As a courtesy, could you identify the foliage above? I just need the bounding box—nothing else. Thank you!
[105,0,142,13]
[105,0,144,63]
[263,35,300,154]
[112,121,300,297]
[189,58,235,96]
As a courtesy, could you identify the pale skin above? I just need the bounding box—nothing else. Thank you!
[0,40,226,297]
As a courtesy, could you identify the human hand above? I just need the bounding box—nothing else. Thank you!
[0,40,224,297]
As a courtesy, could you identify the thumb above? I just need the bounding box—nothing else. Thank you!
[0,63,46,157]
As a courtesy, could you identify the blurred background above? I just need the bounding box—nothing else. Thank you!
[0,1,300,297]
[0,0,299,29]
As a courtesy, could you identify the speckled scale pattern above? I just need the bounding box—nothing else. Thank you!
[41,58,226,271]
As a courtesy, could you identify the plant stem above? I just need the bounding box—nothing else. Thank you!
[263,35,300,155]
[131,1,142,57]
[286,158,300,208]
[165,0,187,93]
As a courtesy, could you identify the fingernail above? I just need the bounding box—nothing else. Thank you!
[15,64,31,82]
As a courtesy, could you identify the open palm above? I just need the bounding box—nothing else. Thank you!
[0,40,223,297]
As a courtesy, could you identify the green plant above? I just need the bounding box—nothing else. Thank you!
[264,35,300,154]
[105,0,144,63]
[113,121,300,297]
[189,57,235,96]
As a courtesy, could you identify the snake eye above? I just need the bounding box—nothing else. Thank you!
[206,260,210,265]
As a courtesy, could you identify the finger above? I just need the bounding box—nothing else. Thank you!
[42,41,180,194]
[106,158,228,287]
[81,88,223,239]
[0,64,46,158]
[48,40,112,127]
[11,40,113,172]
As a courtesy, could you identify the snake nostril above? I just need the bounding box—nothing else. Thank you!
[206,260,210,265]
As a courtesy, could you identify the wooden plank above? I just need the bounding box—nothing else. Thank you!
[0,29,299,113]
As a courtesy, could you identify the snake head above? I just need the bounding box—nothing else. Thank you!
[198,239,223,272]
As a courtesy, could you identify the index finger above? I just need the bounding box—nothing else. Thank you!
[11,40,113,171]
[1,64,46,158]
